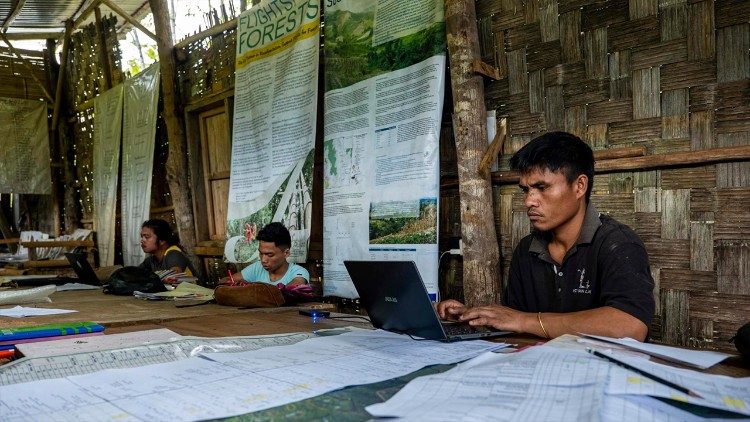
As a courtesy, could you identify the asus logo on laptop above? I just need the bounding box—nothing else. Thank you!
[384,296,398,303]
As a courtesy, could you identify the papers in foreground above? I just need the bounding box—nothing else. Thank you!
[368,344,750,421]
[0,329,506,421]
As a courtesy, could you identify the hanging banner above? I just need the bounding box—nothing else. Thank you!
[93,84,124,266]
[0,98,51,194]
[121,64,160,266]
[225,0,320,264]
[323,0,445,298]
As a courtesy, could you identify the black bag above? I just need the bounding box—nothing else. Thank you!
[103,266,166,295]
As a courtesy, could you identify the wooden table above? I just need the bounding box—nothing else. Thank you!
[3,289,748,379]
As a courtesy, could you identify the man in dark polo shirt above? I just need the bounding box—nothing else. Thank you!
[437,132,655,341]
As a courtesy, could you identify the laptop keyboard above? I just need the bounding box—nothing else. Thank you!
[441,323,477,336]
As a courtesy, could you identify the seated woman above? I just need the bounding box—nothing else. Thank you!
[138,219,197,276]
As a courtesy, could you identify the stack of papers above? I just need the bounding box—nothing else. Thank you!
[580,334,731,369]
[134,282,214,301]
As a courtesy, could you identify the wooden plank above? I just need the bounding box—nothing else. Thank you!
[608,50,631,99]
[644,238,690,268]
[544,85,564,131]
[631,39,687,70]
[587,98,632,124]
[559,10,582,62]
[632,67,660,119]
[661,189,690,239]
[609,117,661,145]
[716,241,750,295]
[583,27,607,79]
[629,0,657,19]
[661,3,686,41]
[661,60,716,91]
[688,291,750,326]
[660,165,715,190]
[690,222,714,271]
[714,189,750,239]
[661,289,689,346]
[716,133,750,187]
[687,0,715,60]
[690,110,715,150]
[539,0,559,42]
[716,24,750,83]
[691,188,715,221]
[507,49,528,94]
[660,268,715,291]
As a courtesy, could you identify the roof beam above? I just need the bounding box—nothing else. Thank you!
[2,0,27,32]
[72,0,103,30]
[2,31,64,40]
[100,0,157,41]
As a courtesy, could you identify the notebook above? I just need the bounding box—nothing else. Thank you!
[344,260,511,342]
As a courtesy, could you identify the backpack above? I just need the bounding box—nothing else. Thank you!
[103,266,167,295]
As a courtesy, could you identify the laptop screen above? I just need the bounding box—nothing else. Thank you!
[64,252,101,286]
[344,260,447,340]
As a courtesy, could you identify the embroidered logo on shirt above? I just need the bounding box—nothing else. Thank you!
[572,268,591,294]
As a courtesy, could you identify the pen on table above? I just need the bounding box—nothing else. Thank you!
[587,348,703,399]
[227,269,235,284]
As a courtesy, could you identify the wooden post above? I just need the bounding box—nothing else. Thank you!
[45,38,62,235]
[149,0,201,278]
[445,0,501,306]
[52,20,73,132]
[94,6,113,90]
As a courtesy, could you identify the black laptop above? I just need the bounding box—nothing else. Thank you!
[344,260,511,342]
[64,252,101,286]
[10,253,100,286]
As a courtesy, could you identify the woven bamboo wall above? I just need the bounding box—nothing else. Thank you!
[475,0,750,352]
[0,50,48,101]
[175,18,237,104]
[66,14,125,223]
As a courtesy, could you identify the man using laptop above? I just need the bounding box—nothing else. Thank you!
[437,132,655,341]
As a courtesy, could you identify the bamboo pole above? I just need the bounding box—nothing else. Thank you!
[3,31,63,40]
[446,0,501,306]
[148,0,201,279]
[2,0,27,31]
[174,18,237,49]
[490,145,750,185]
[51,20,73,131]
[101,0,157,41]
[0,34,54,103]
[94,6,113,90]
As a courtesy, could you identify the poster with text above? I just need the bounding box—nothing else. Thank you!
[0,98,51,194]
[93,84,124,266]
[121,64,160,266]
[225,0,320,264]
[323,0,445,298]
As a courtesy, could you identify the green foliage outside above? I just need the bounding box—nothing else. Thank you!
[324,8,445,91]
[369,198,437,244]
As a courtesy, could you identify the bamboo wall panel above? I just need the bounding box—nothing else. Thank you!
[479,0,750,352]
[66,15,125,224]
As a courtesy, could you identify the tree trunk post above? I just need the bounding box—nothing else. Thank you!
[148,0,201,278]
[444,0,501,306]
